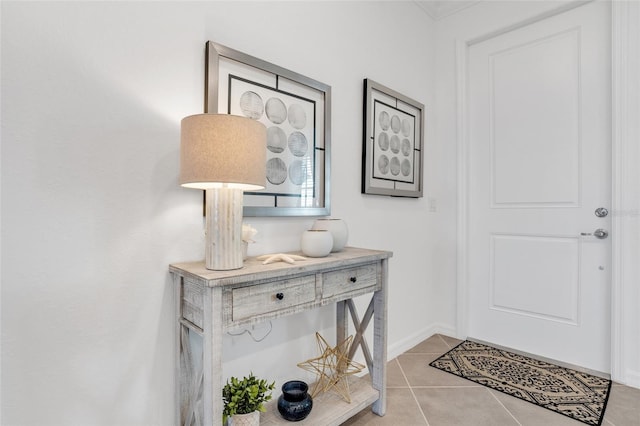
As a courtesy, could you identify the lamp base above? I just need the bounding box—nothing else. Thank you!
[205,187,244,270]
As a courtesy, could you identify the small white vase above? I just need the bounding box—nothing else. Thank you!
[227,410,260,426]
[312,218,348,252]
[300,230,333,258]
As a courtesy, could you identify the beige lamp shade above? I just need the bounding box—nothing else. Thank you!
[180,114,267,190]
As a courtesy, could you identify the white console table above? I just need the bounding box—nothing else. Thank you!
[170,247,392,426]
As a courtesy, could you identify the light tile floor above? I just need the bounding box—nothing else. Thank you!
[343,334,640,426]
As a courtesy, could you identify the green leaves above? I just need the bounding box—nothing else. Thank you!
[222,373,275,422]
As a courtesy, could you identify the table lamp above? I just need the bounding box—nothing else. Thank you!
[180,114,266,270]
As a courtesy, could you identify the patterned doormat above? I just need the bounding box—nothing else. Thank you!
[429,340,612,426]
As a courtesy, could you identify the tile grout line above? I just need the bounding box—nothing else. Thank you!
[395,357,431,426]
[436,333,453,349]
[487,389,523,426]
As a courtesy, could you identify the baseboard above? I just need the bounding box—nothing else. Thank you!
[387,323,456,360]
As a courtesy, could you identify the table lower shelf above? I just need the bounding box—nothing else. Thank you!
[260,376,379,426]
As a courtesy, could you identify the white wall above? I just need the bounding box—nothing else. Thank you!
[612,0,640,388]
[1,2,445,424]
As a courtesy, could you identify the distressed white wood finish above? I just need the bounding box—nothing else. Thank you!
[231,275,316,321]
[322,264,378,298]
[347,298,375,371]
[170,247,392,426]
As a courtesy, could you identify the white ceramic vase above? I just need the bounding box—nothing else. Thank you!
[300,230,333,258]
[312,218,348,252]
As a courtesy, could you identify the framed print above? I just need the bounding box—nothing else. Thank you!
[362,78,424,198]
[206,41,331,217]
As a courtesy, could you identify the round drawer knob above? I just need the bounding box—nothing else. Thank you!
[276,292,284,300]
[349,277,357,283]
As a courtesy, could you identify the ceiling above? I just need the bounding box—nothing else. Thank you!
[414,0,481,20]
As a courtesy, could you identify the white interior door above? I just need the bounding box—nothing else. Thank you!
[467,1,611,373]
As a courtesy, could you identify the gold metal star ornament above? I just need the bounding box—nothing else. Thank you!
[296,332,365,403]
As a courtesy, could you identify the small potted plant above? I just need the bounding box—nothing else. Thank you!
[222,373,275,426]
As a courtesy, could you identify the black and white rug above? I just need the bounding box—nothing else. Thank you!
[429,340,611,426]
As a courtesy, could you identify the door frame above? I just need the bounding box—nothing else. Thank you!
[456,0,640,384]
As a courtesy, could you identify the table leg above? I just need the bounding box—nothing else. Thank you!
[336,300,348,350]
[203,287,224,425]
[372,258,388,416]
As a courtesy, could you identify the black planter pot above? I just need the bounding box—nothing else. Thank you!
[277,380,313,422]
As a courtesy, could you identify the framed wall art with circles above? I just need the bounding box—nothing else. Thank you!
[362,78,424,198]
[206,41,331,217]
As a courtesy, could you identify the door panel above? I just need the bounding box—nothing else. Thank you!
[490,234,580,323]
[491,28,580,206]
[467,1,611,373]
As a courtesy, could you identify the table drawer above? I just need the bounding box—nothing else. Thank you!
[232,275,316,321]
[322,263,378,298]
[182,278,203,328]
